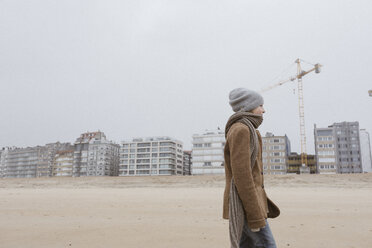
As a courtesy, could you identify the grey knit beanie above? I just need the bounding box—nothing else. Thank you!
[229,88,264,112]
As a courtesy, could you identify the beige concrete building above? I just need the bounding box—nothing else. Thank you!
[52,149,74,177]
[262,132,291,175]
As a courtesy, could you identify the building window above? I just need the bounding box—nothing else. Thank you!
[270,165,282,170]
[203,162,212,166]
[270,145,282,150]
[270,158,283,163]
[137,143,151,147]
[319,158,335,163]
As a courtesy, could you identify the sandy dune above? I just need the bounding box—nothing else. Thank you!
[1,174,371,248]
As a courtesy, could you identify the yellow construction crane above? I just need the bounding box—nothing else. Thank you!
[261,59,322,171]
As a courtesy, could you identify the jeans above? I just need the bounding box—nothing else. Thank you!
[239,219,277,248]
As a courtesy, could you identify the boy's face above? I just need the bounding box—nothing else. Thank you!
[251,105,265,115]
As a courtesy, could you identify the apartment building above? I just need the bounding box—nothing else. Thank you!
[360,129,372,172]
[314,122,362,174]
[38,142,72,177]
[52,149,74,177]
[262,132,291,175]
[0,142,71,178]
[1,147,39,178]
[183,150,192,175]
[73,131,120,177]
[314,125,337,174]
[0,150,4,177]
[119,137,183,176]
[191,130,225,175]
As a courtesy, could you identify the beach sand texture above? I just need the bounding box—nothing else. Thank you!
[1,174,371,248]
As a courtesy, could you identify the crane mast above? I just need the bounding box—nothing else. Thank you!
[296,59,307,168]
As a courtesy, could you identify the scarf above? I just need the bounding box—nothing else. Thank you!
[225,112,263,248]
[225,112,262,168]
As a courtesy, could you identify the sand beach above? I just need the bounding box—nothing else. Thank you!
[1,174,372,248]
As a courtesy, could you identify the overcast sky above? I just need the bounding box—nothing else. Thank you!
[1,0,371,153]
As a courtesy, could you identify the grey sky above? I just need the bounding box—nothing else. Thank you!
[1,0,371,153]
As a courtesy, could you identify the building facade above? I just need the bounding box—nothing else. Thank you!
[360,129,372,173]
[191,130,225,175]
[314,122,362,174]
[73,131,120,177]
[287,152,317,174]
[314,125,337,174]
[183,151,192,175]
[119,137,183,176]
[2,147,39,178]
[0,150,4,177]
[262,133,291,175]
[52,149,74,177]
[0,142,71,178]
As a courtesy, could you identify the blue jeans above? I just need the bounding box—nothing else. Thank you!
[239,219,277,248]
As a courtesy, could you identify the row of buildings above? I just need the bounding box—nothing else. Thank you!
[0,132,120,178]
[1,121,371,178]
[0,131,192,178]
[191,121,372,175]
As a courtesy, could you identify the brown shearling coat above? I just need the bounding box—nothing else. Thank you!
[223,122,280,229]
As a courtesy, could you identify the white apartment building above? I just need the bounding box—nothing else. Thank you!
[262,132,291,175]
[360,129,372,172]
[191,130,225,175]
[73,131,120,177]
[119,137,183,176]
[1,147,39,178]
[314,125,337,174]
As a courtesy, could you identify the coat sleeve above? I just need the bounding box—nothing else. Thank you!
[229,125,266,229]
